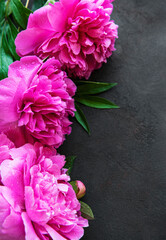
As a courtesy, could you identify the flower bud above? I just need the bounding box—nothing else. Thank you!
[76,180,86,199]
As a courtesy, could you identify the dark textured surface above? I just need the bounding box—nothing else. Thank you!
[25,0,166,239]
[61,1,166,239]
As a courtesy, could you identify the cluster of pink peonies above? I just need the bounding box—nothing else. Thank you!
[15,0,118,79]
[0,0,118,239]
[0,133,88,240]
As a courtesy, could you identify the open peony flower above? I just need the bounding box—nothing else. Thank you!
[15,0,118,79]
[0,134,88,240]
[0,56,76,148]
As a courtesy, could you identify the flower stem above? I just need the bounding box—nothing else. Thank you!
[25,0,30,8]
[5,0,10,18]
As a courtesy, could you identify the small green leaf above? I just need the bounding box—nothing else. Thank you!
[70,181,78,194]
[32,0,47,11]
[5,0,12,17]
[64,156,76,175]
[75,103,90,134]
[44,0,56,5]
[76,81,117,95]
[80,201,94,220]
[0,0,5,22]
[10,0,32,29]
[0,24,13,80]
[75,96,119,109]
[6,18,20,60]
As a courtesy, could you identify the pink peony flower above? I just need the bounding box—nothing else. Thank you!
[0,134,88,240]
[0,56,76,148]
[15,0,118,79]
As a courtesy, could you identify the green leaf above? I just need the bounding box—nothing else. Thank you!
[70,181,78,194]
[75,96,119,109]
[5,0,12,17]
[79,201,94,220]
[6,18,19,60]
[76,81,117,95]
[32,0,47,11]
[0,23,13,80]
[64,156,76,175]
[0,0,5,22]
[10,0,32,29]
[75,103,90,134]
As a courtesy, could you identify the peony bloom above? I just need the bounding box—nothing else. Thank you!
[0,134,88,240]
[0,56,76,148]
[15,0,118,79]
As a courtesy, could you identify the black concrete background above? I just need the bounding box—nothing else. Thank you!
[24,1,166,239]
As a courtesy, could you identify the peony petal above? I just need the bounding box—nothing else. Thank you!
[0,56,42,129]
[48,0,79,32]
[25,186,50,224]
[15,28,54,56]
[0,133,14,148]
[78,216,89,227]
[2,207,24,239]
[70,42,81,55]
[0,193,10,228]
[8,56,42,84]
[0,78,20,124]
[47,3,67,32]
[21,212,40,240]
[0,133,14,163]
[0,158,24,206]
[27,5,53,30]
[51,154,66,169]
[45,224,67,240]
[0,186,22,213]
[4,124,34,148]
[58,183,69,192]
[63,225,84,240]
